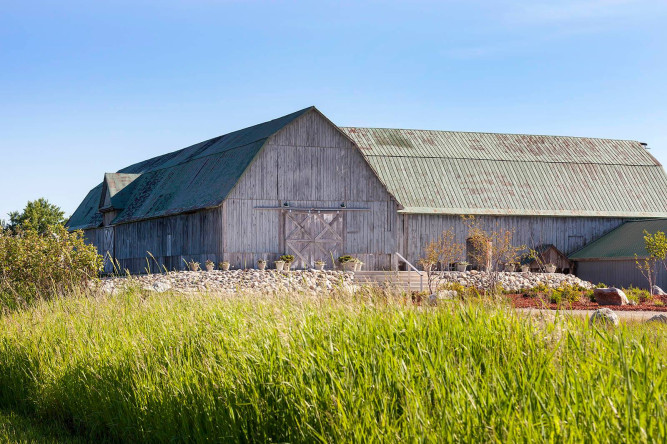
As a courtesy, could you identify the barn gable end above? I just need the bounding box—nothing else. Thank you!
[224,108,399,269]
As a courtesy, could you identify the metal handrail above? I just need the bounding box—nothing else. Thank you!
[395,252,424,292]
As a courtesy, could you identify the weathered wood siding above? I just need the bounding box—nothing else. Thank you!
[224,110,398,269]
[112,208,224,273]
[400,214,626,267]
[576,260,667,289]
[83,228,105,256]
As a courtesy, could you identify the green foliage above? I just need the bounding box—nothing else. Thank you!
[0,225,101,310]
[525,282,549,298]
[643,230,667,260]
[0,409,84,443]
[549,289,563,304]
[279,254,295,263]
[623,286,651,304]
[337,255,355,263]
[0,292,666,442]
[7,198,66,234]
[636,230,667,292]
[583,289,595,301]
[595,282,607,288]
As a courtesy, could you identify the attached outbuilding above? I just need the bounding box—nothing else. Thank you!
[67,106,667,274]
[569,219,667,289]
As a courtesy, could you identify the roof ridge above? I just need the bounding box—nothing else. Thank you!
[361,153,659,167]
[119,106,315,175]
[341,126,643,143]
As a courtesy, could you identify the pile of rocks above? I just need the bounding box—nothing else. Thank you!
[438,271,593,293]
[98,270,355,295]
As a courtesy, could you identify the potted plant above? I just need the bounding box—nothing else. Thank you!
[338,255,356,272]
[274,260,285,271]
[204,259,215,271]
[504,262,515,272]
[314,260,325,271]
[187,260,200,271]
[520,264,530,273]
[257,259,267,271]
[219,261,230,271]
[354,258,364,271]
[455,261,469,272]
[545,263,557,273]
[280,255,294,271]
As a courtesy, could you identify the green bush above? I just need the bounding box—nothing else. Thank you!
[623,286,651,304]
[549,289,563,304]
[0,226,101,310]
[337,255,355,263]
[279,254,294,263]
[583,289,595,302]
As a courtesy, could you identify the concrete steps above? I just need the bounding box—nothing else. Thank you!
[353,270,426,292]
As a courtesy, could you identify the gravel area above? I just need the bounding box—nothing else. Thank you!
[439,270,594,292]
[99,270,355,294]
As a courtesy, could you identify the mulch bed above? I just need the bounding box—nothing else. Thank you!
[507,293,667,312]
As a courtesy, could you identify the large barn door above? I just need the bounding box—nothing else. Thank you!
[102,227,115,274]
[284,211,343,268]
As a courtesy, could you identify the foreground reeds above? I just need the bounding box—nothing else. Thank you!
[0,288,665,443]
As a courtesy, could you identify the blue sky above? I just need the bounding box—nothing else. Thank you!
[1,0,666,219]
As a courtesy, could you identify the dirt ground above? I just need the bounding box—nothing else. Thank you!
[507,293,667,312]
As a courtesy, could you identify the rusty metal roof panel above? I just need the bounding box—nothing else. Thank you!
[570,219,667,259]
[343,127,667,217]
[364,155,667,217]
[342,127,658,166]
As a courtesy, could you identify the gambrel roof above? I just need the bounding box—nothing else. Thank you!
[68,107,313,230]
[67,107,667,230]
[342,127,667,218]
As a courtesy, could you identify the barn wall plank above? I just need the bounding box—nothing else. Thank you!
[223,111,397,270]
[402,214,626,269]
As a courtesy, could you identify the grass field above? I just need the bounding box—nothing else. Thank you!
[0,288,665,443]
[0,409,84,443]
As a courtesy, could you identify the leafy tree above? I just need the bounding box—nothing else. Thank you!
[418,228,464,293]
[636,230,667,293]
[464,216,525,295]
[7,198,66,234]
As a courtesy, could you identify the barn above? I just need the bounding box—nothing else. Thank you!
[66,106,667,274]
[570,219,667,289]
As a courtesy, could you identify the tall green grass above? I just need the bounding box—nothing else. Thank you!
[0,289,665,442]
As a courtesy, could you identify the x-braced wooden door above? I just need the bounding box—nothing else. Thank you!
[102,226,115,274]
[284,211,344,269]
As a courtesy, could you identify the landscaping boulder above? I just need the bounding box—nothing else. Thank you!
[593,287,629,306]
[646,314,667,324]
[652,285,666,296]
[590,308,619,327]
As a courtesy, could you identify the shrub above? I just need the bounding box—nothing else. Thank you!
[0,226,101,310]
[279,254,295,263]
[583,289,595,302]
[549,289,563,305]
[560,284,581,302]
[623,286,651,304]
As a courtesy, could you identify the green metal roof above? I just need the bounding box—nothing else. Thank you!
[68,109,667,231]
[67,107,313,230]
[341,127,667,217]
[569,219,667,260]
[67,184,103,230]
